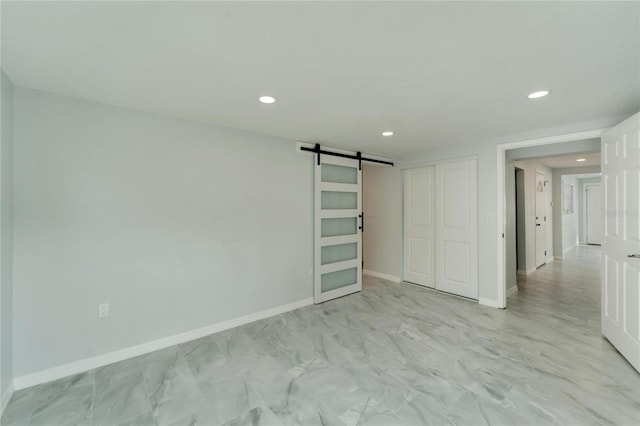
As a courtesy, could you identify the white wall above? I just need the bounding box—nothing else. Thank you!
[561,176,580,252]
[362,164,402,279]
[13,88,315,378]
[0,71,14,400]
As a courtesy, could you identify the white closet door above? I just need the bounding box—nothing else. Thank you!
[535,172,547,267]
[314,155,362,304]
[403,167,435,287]
[601,113,640,372]
[435,159,478,299]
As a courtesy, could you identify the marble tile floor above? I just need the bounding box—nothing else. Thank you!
[3,245,639,425]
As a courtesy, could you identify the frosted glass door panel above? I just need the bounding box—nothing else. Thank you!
[314,154,362,303]
[321,218,357,237]
[321,268,358,292]
[321,243,358,265]
[321,191,358,210]
[322,164,358,184]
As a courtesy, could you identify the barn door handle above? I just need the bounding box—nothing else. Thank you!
[628,254,640,258]
[359,213,364,232]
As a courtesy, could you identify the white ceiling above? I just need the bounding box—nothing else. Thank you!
[539,151,601,168]
[2,1,639,157]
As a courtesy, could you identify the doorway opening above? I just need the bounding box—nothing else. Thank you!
[505,147,601,302]
[584,181,603,245]
[496,129,605,308]
[499,114,639,372]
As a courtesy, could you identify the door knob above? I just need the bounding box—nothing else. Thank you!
[628,254,640,259]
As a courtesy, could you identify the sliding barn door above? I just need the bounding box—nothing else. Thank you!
[314,155,362,303]
[403,167,435,287]
[601,113,640,372]
[435,159,478,299]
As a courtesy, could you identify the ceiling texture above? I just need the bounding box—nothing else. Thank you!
[2,1,639,157]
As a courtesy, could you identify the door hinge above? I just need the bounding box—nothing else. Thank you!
[502,233,504,238]
[545,250,547,256]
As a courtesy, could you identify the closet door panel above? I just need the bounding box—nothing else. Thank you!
[435,160,478,299]
[403,167,435,287]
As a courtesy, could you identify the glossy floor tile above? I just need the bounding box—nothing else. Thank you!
[3,245,639,425]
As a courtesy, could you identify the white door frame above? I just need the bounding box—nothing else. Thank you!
[583,182,602,245]
[496,129,607,308]
[534,171,547,267]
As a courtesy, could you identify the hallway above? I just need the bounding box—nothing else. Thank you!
[510,245,602,332]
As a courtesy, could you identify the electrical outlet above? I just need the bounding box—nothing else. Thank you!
[98,303,110,318]
[308,266,313,276]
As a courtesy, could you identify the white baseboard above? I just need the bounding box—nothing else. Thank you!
[506,285,519,297]
[13,297,314,391]
[363,270,401,283]
[554,255,563,260]
[1,382,14,416]
[546,256,555,263]
[516,267,536,276]
[479,298,500,308]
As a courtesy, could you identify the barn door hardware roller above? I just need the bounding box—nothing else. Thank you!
[302,144,394,168]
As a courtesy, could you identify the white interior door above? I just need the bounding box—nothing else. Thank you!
[435,159,478,299]
[403,167,435,287]
[314,155,362,303]
[586,183,603,245]
[535,171,547,267]
[602,113,640,372]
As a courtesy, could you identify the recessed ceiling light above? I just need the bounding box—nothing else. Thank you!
[528,90,550,99]
[259,96,276,104]
[382,131,394,136]
[576,158,587,162]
